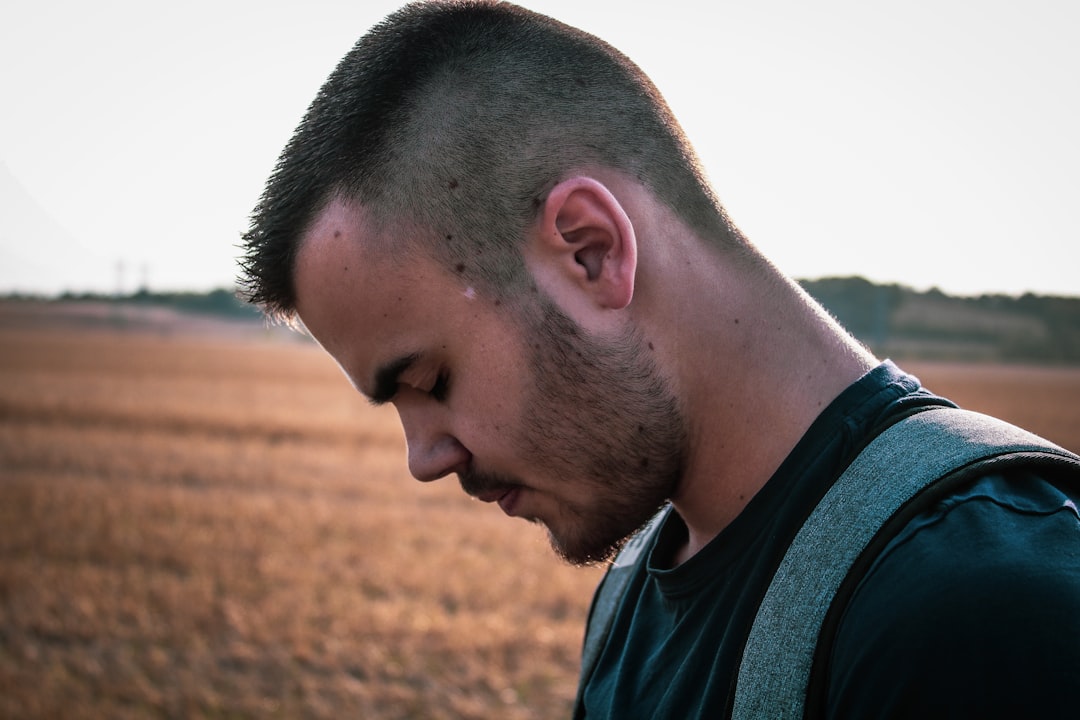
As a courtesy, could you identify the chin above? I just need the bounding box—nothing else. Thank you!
[545,525,625,567]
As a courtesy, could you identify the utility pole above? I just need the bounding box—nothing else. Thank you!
[115,260,126,298]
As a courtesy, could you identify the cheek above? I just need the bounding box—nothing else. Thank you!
[454,307,533,450]
[450,373,516,448]
[470,352,528,424]
[472,393,518,440]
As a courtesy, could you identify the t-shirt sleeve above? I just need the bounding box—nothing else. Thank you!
[824,470,1080,719]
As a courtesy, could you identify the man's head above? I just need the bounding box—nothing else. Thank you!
[238,0,749,324]
[291,195,686,565]
[238,1,807,564]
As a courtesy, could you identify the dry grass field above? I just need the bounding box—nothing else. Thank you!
[1,301,1078,719]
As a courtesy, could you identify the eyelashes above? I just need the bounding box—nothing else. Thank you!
[430,372,450,402]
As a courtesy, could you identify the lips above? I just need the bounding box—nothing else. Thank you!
[496,488,520,516]
[460,467,523,516]
[474,488,509,503]
[471,487,521,516]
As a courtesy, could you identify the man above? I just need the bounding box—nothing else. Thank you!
[238,2,1080,717]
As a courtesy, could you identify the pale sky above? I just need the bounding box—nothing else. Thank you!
[1,0,1077,298]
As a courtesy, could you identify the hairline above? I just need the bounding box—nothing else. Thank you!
[289,184,546,327]
[240,1,759,325]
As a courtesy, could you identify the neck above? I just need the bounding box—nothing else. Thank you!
[642,248,877,564]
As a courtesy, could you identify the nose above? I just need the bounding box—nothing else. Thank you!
[396,403,470,482]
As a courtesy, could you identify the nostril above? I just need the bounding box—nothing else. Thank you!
[407,436,471,483]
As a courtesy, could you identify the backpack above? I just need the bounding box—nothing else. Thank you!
[574,407,1080,719]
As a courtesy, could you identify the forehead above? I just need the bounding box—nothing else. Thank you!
[297,202,415,345]
[295,201,395,329]
[292,197,487,392]
[296,196,450,300]
[298,197,396,275]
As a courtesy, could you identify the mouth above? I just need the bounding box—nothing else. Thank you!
[473,487,521,516]
[496,487,521,516]
[459,466,525,517]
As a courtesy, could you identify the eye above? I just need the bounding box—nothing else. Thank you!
[430,372,450,402]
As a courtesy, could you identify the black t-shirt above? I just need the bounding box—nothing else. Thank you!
[580,361,1080,718]
[824,468,1080,718]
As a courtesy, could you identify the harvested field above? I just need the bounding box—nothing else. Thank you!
[1,301,1077,718]
[902,360,1080,451]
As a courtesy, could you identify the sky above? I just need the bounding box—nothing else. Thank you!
[1,0,1077,298]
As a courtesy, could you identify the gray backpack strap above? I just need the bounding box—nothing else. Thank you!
[731,407,1080,719]
[574,504,671,718]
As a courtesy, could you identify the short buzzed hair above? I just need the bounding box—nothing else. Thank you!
[238,0,749,323]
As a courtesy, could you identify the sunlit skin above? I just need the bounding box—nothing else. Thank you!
[292,200,683,564]
[294,170,877,567]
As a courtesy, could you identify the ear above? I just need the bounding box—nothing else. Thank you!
[529,176,637,310]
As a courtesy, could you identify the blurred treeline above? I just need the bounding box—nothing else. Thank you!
[800,277,1080,364]
[55,288,263,320]
[6,277,1080,364]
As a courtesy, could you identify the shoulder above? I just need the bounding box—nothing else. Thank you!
[824,468,1080,718]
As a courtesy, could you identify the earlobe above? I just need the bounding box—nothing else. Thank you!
[536,177,638,310]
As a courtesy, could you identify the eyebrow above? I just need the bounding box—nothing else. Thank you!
[368,352,422,406]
